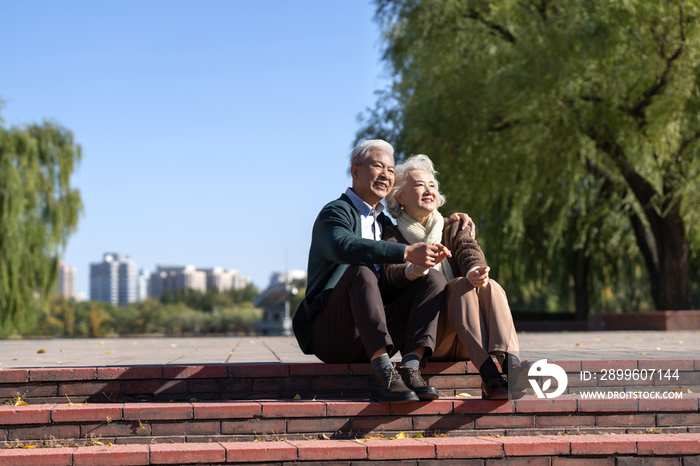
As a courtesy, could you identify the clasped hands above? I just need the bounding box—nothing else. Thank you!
[403,211,489,287]
[404,242,452,268]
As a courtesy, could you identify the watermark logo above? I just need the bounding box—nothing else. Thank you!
[528,359,568,398]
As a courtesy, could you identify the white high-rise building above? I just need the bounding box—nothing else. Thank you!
[231,272,252,290]
[56,264,76,299]
[149,265,207,298]
[136,269,150,302]
[201,268,251,292]
[90,253,138,306]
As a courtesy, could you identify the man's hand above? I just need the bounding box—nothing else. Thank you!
[467,266,490,288]
[449,212,476,238]
[405,243,452,268]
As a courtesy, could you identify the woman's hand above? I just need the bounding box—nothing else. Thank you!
[467,266,490,287]
[449,212,475,238]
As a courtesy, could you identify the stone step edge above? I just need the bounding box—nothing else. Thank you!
[1,395,699,426]
[1,433,699,464]
[2,358,699,383]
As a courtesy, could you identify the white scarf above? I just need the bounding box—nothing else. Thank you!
[396,210,455,281]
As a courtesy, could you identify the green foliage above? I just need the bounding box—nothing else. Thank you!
[160,284,260,312]
[0,107,82,327]
[361,0,700,313]
[1,297,263,338]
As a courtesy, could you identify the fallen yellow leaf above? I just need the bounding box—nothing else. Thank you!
[15,400,29,407]
[293,394,301,400]
[411,433,424,438]
[105,351,113,354]
[320,433,330,440]
[56,362,63,364]
[12,358,18,360]
[171,344,177,347]
[22,445,35,449]
[689,390,695,394]
[576,343,583,346]
[394,432,407,439]
[456,393,472,398]
[37,349,46,354]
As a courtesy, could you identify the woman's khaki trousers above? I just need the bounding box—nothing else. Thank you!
[431,277,519,370]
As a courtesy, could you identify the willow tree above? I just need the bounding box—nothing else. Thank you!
[0,108,82,329]
[359,0,700,312]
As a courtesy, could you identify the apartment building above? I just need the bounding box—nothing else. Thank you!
[56,264,76,299]
[90,253,138,306]
[149,265,207,298]
[201,268,251,293]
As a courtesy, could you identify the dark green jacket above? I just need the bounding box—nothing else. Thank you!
[293,193,407,354]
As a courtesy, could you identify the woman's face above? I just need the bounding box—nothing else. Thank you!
[398,169,438,221]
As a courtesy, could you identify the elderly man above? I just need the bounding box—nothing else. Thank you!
[293,139,469,403]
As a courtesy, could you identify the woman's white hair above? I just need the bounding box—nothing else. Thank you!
[350,139,395,166]
[386,154,447,218]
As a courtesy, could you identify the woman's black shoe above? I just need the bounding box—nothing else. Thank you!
[370,367,419,403]
[507,360,533,399]
[481,376,509,400]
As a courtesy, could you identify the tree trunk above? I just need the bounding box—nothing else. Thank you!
[656,208,692,310]
[630,207,691,310]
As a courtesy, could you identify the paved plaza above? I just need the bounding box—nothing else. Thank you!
[0,330,698,369]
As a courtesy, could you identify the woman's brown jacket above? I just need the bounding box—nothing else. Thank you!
[382,217,487,289]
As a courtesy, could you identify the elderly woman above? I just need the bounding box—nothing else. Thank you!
[382,154,526,400]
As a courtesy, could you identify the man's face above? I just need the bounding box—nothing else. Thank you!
[351,149,395,208]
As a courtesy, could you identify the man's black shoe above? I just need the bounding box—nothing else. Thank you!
[370,367,419,403]
[398,365,439,401]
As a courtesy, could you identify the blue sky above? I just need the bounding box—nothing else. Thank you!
[1,0,390,293]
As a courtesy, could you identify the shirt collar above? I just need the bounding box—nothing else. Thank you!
[345,187,384,217]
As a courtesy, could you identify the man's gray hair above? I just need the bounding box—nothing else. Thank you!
[386,154,447,218]
[350,139,395,166]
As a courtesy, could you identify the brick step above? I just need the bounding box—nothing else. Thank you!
[2,359,699,403]
[1,433,699,465]
[1,395,698,446]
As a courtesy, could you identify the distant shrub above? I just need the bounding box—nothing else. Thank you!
[6,297,263,338]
